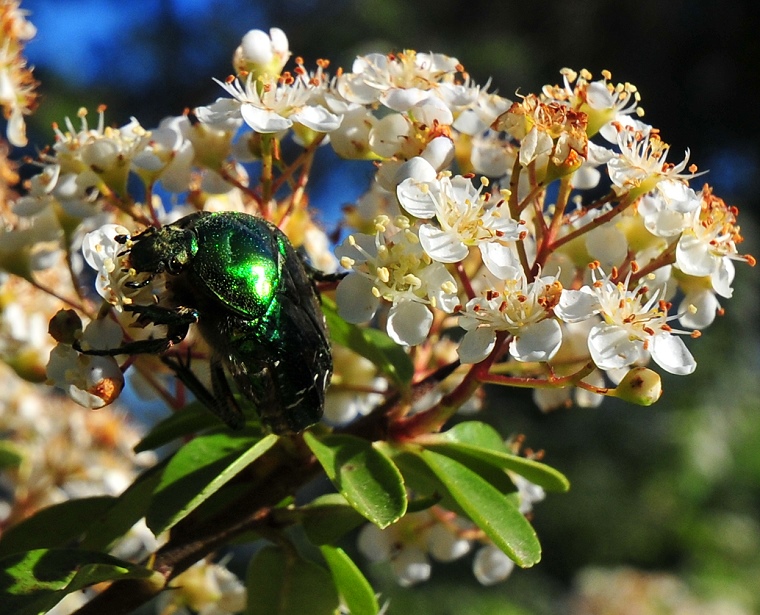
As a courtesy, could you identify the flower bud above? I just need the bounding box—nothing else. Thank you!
[612,367,662,406]
[233,28,290,79]
[472,544,515,585]
[48,309,83,345]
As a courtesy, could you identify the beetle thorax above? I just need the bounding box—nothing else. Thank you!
[128,226,198,275]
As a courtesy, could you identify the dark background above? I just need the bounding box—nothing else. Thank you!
[16,1,760,612]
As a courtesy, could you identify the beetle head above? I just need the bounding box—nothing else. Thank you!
[127,225,198,275]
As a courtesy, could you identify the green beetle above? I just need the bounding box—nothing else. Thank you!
[85,211,332,434]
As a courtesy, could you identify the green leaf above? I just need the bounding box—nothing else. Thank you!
[0,441,23,470]
[439,421,510,451]
[304,433,407,528]
[322,298,413,388]
[381,447,465,516]
[417,449,541,568]
[146,432,277,534]
[0,548,155,615]
[320,545,379,615]
[300,494,367,546]
[245,546,338,615]
[427,422,570,492]
[79,462,165,552]
[133,402,225,453]
[0,497,116,558]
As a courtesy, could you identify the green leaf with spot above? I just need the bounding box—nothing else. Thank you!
[304,433,406,528]
[146,431,277,534]
[321,545,379,615]
[322,298,413,387]
[417,448,541,568]
[245,546,338,615]
[0,548,155,615]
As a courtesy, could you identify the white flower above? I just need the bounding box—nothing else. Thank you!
[46,344,124,409]
[161,559,247,615]
[397,163,522,279]
[214,74,341,134]
[543,68,641,140]
[323,347,386,425]
[426,522,472,563]
[81,225,153,309]
[233,27,290,77]
[637,189,701,238]
[512,474,546,514]
[336,50,461,107]
[47,111,152,197]
[130,116,194,192]
[457,274,563,364]
[607,123,698,199]
[335,216,459,346]
[357,518,432,587]
[472,545,515,585]
[555,267,696,375]
[675,186,750,298]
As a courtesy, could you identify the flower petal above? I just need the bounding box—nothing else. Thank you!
[292,105,342,132]
[509,318,562,362]
[387,300,433,346]
[457,327,496,364]
[555,288,601,323]
[479,241,520,280]
[336,273,380,323]
[396,178,437,219]
[650,332,696,375]
[588,323,647,371]
[418,224,468,263]
[240,105,292,133]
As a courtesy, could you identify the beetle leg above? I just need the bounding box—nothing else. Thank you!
[210,359,245,429]
[74,305,198,356]
[301,261,348,284]
[160,355,245,430]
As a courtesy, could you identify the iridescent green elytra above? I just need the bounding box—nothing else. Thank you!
[93,211,332,434]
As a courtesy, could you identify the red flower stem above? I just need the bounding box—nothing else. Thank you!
[455,261,476,300]
[548,193,635,252]
[389,331,508,439]
[478,361,596,389]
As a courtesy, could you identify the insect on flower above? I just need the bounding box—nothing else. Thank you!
[78,211,333,435]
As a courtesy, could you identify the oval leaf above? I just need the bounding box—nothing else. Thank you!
[0,497,116,558]
[423,421,570,492]
[134,401,225,453]
[79,461,165,552]
[300,494,367,546]
[0,548,155,615]
[304,433,407,528]
[245,546,338,615]
[418,449,541,567]
[320,545,379,615]
[438,421,509,451]
[428,442,570,493]
[147,432,277,534]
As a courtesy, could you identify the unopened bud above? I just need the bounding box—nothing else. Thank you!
[48,309,83,345]
[233,28,290,79]
[612,367,662,406]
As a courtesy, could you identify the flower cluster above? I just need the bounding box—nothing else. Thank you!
[0,18,754,604]
[0,0,38,146]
